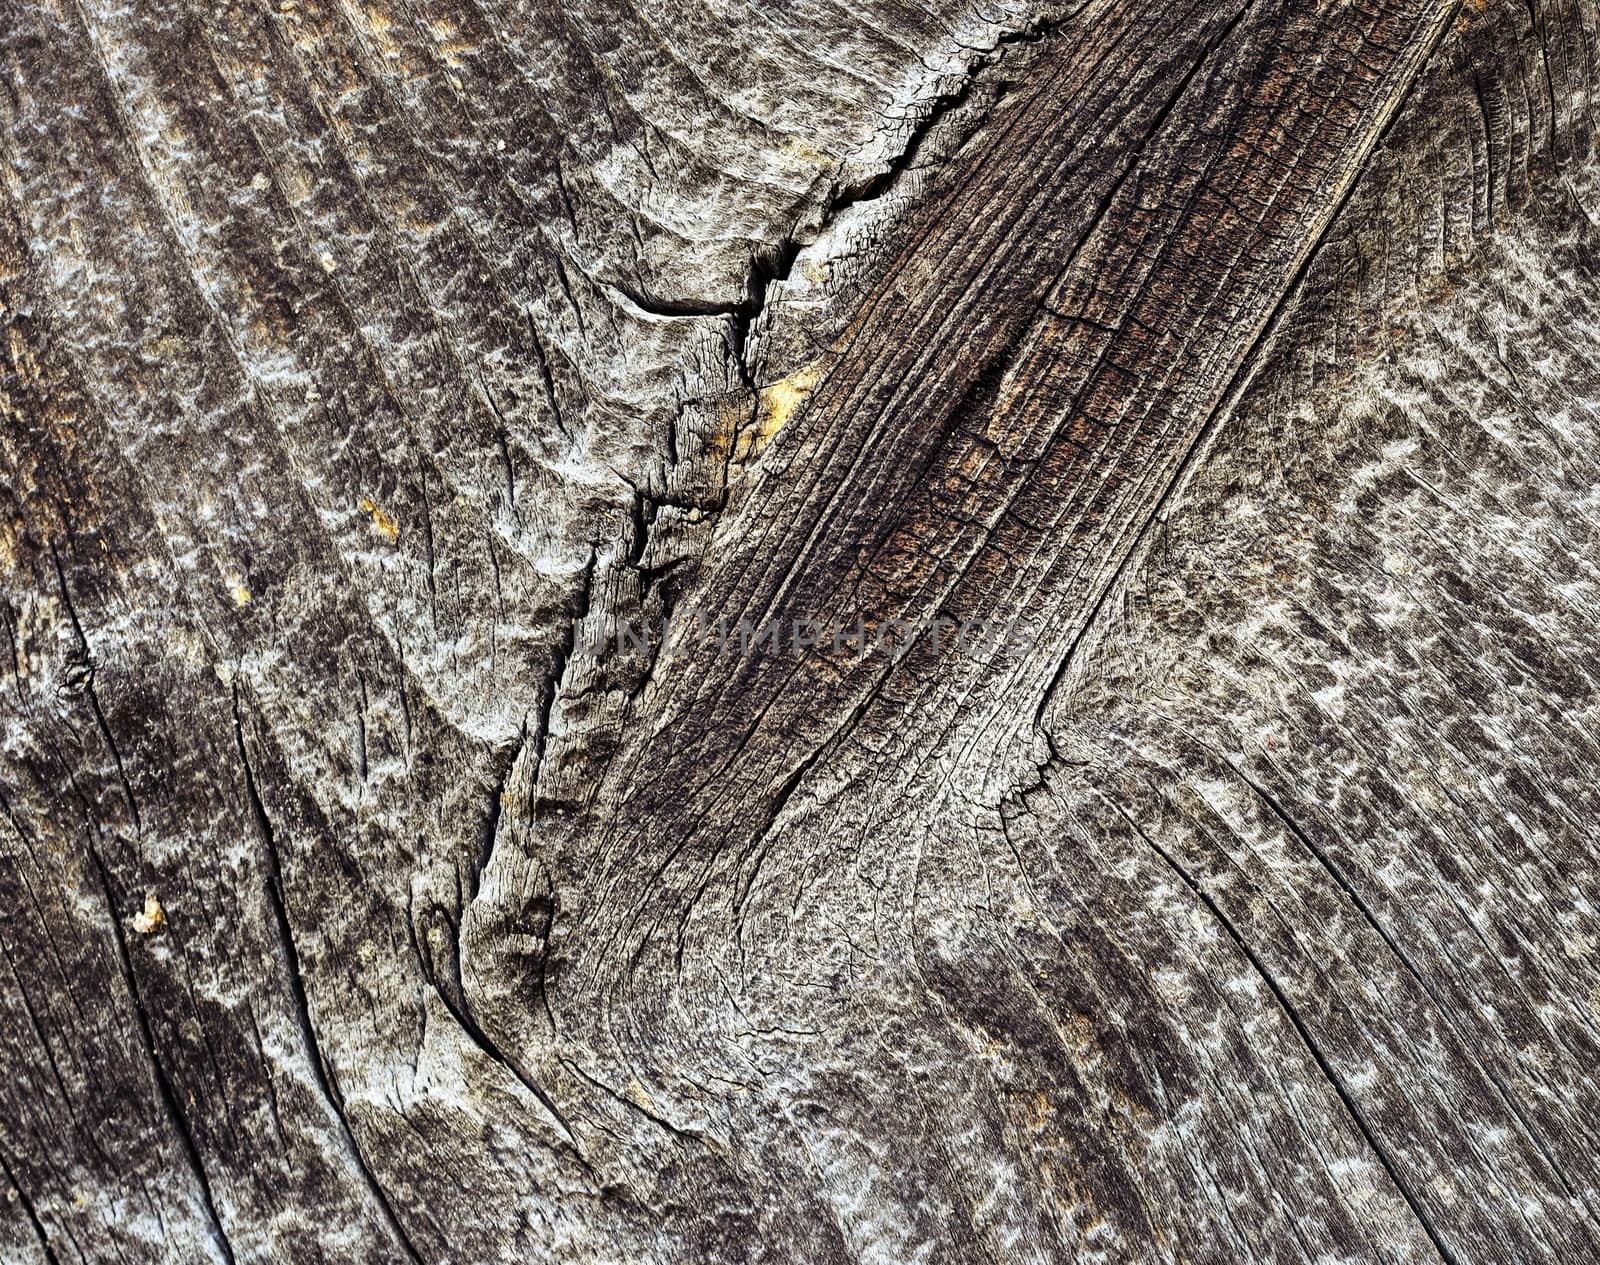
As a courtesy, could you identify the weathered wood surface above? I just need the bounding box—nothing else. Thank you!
[5,0,1600,1259]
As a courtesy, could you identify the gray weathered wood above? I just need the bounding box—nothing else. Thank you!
[4,0,1600,1260]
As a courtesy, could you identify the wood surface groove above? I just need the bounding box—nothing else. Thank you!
[230,682,431,1263]
[1110,793,1463,1264]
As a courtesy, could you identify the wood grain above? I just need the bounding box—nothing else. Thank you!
[4,0,1600,1259]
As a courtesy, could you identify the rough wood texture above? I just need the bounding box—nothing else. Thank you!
[5,0,1600,1260]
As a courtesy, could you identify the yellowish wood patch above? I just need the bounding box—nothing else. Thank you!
[359,496,400,541]
[132,894,166,935]
[744,364,822,460]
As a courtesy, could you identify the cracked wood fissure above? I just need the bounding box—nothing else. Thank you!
[5,0,1600,1260]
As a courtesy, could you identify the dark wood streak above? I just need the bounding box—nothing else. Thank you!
[570,0,1463,971]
